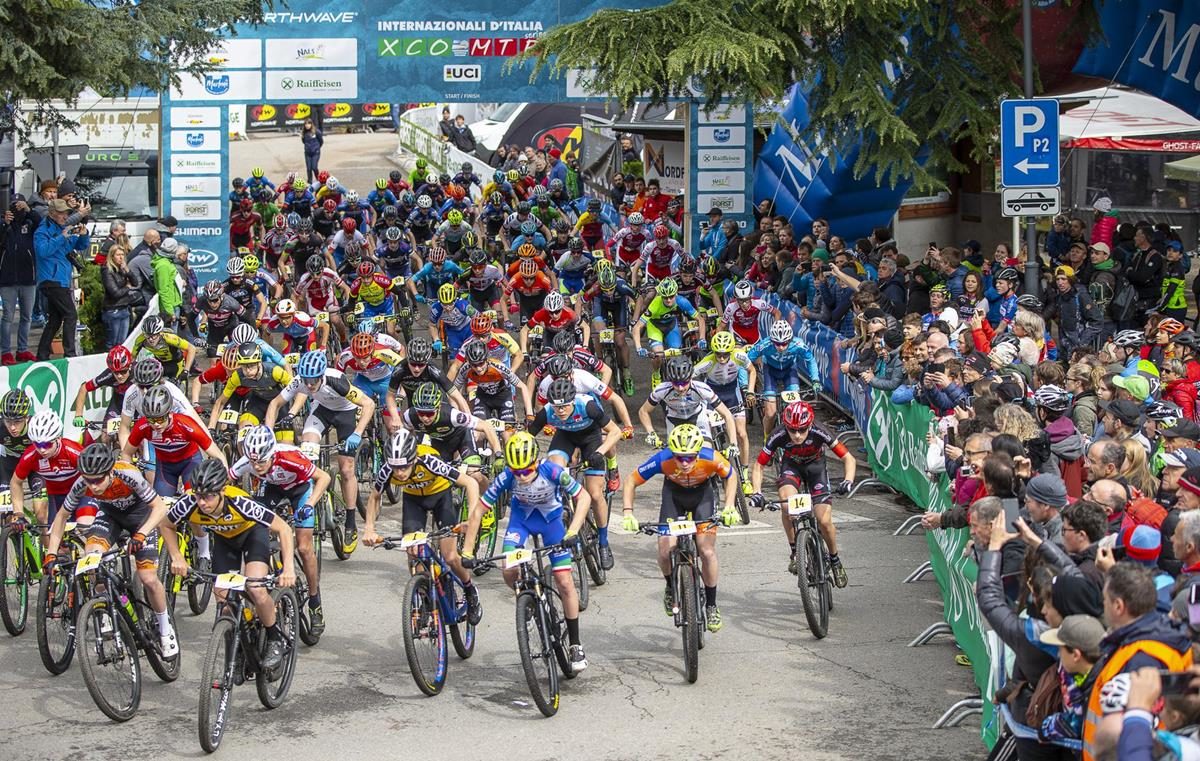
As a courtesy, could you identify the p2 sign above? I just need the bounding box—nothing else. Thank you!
[1000,98,1060,188]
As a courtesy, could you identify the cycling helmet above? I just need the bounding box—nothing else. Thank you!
[470,312,493,336]
[305,255,325,275]
[549,179,564,192]
[734,280,754,300]
[769,320,794,343]
[505,432,539,470]
[1,389,31,420]
[546,378,576,406]
[275,299,296,316]
[1158,317,1186,336]
[492,170,505,184]
[1175,331,1200,350]
[567,237,584,253]
[273,213,287,229]
[667,424,704,456]
[142,314,164,337]
[506,170,520,183]
[384,226,403,243]
[929,283,950,297]
[544,291,565,312]
[627,212,644,227]
[132,357,164,387]
[241,425,276,462]
[656,278,679,298]
[341,218,357,234]
[468,249,487,267]
[350,332,375,359]
[532,185,548,200]
[191,458,229,495]
[317,170,330,184]
[417,195,432,210]
[679,255,697,274]
[236,342,263,366]
[407,337,432,364]
[663,355,693,383]
[517,243,537,259]
[995,267,1020,282]
[597,266,616,290]
[517,201,531,215]
[546,354,573,379]
[428,247,447,265]
[322,199,337,213]
[412,382,443,412]
[401,191,416,206]
[239,198,254,212]
[518,259,538,277]
[440,208,462,226]
[447,184,465,201]
[28,410,63,444]
[586,198,601,211]
[232,177,245,189]
[230,324,257,345]
[107,345,133,373]
[357,261,374,279]
[203,280,224,301]
[711,331,736,354]
[345,190,359,204]
[460,162,473,175]
[141,385,174,419]
[1146,401,1183,422]
[552,330,576,354]
[463,339,489,366]
[520,220,536,236]
[251,167,264,178]
[296,350,326,379]
[297,218,314,233]
[552,220,569,235]
[416,158,428,170]
[1032,384,1072,413]
[1113,330,1145,348]
[703,257,720,278]
[242,253,261,272]
[387,428,419,468]
[435,173,449,186]
[782,400,814,430]
[375,178,387,190]
[462,230,479,249]
[1016,294,1043,311]
[284,213,300,229]
[221,344,240,368]
[78,443,117,477]
[226,257,245,276]
[489,191,504,205]
[256,189,274,203]
[292,179,308,191]
[437,282,457,305]
[322,176,337,190]
[654,224,670,240]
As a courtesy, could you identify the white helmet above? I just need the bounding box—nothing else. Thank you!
[769,320,793,344]
[326,176,339,191]
[241,425,276,461]
[627,212,644,226]
[345,190,359,204]
[387,428,418,468]
[28,410,63,444]
[275,299,296,316]
[226,257,245,276]
[230,323,257,345]
[544,292,565,312]
[417,194,432,209]
[734,280,753,300]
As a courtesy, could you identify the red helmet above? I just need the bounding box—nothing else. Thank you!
[342,218,357,234]
[107,345,133,372]
[317,170,330,184]
[350,332,375,359]
[782,400,814,430]
[356,261,374,279]
[428,247,446,264]
[471,312,493,336]
[323,199,337,213]
[654,224,670,240]
[239,198,254,211]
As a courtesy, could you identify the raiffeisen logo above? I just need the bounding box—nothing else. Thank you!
[263,11,357,24]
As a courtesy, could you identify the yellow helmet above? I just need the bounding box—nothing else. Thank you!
[242,253,261,273]
[505,432,539,470]
[711,331,736,354]
[437,282,457,305]
[667,424,704,456]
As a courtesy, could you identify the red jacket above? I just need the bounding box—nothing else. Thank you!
[1165,378,1199,421]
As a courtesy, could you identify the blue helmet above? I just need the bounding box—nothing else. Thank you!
[297,350,327,379]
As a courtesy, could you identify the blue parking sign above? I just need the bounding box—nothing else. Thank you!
[1000,99,1059,188]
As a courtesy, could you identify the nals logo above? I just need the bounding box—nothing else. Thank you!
[251,105,277,121]
[295,45,326,61]
[713,128,731,144]
[443,65,481,82]
[285,103,311,119]
[324,103,352,117]
[204,74,230,95]
[185,133,205,147]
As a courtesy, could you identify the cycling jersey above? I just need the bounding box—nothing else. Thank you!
[435,221,472,244]
[412,261,464,295]
[610,226,649,265]
[640,239,683,279]
[229,211,261,241]
[63,460,155,514]
[376,240,413,277]
[198,361,247,398]
[634,446,731,489]
[127,414,213,463]
[121,381,200,423]
[721,299,774,344]
[510,232,547,252]
[390,363,454,399]
[84,369,133,411]
[296,269,346,311]
[453,358,520,397]
[430,298,472,332]
[505,212,538,236]
[229,445,315,491]
[555,252,594,291]
[461,264,505,293]
[1,425,30,459]
[747,337,820,381]
[167,484,277,540]
[757,423,847,466]
[201,294,246,329]
[526,307,579,337]
[14,440,81,495]
[283,189,315,217]
[532,205,563,229]
[585,279,638,326]
[454,332,519,365]
[280,369,363,413]
[452,172,481,191]
[374,444,460,497]
[260,228,292,267]
[693,351,753,387]
[573,212,605,247]
[336,347,402,384]
[264,311,318,351]
[483,460,579,519]
[647,379,722,420]
[132,331,191,366]
[535,368,613,405]
[480,203,511,236]
[640,294,697,335]
[531,396,609,434]
[222,364,292,402]
[351,271,398,308]
[509,272,553,298]
[366,189,398,215]
[223,277,263,314]
[400,405,478,443]
[283,234,326,273]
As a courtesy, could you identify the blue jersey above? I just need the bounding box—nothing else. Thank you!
[543,396,607,433]
[245,177,275,195]
[407,208,441,230]
[483,460,581,519]
[339,201,371,229]
[748,337,819,381]
[430,298,472,330]
[412,261,464,293]
[511,232,547,252]
[452,172,482,190]
[438,198,470,216]
[366,189,397,215]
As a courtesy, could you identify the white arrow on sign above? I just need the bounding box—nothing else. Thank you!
[1014,158,1050,174]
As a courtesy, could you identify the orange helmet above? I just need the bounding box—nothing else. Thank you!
[518,258,537,277]
[1159,317,1185,336]
[350,332,375,359]
[447,183,465,201]
[517,243,537,259]
[471,312,493,336]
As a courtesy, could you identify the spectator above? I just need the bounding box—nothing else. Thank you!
[1045,265,1100,359]
[152,237,183,328]
[699,208,726,259]
[939,247,969,299]
[100,245,138,347]
[1037,615,1106,746]
[156,215,178,240]
[0,194,39,364]
[1120,439,1157,498]
[1110,524,1176,612]
[437,106,453,142]
[174,242,199,339]
[33,198,89,359]
[1161,240,1189,321]
[1159,448,1200,512]
[128,229,160,306]
[1025,473,1068,547]
[1066,363,1103,440]
[95,220,128,266]
[1061,500,1110,586]
[1161,360,1197,421]
[1047,215,1071,263]
[28,179,57,220]
[1084,242,1121,341]
[450,114,477,153]
[1171,509,1200,600]
[1117,666,1200,761]
[300,118,324,184]
[1125,225,1165,324]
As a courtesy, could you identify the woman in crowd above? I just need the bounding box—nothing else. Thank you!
[300,118,324,184]
[101,245,138,347]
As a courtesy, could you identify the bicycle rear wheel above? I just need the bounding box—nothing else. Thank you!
[36,570,76,674]
[582,517,606,586]
[188,555,214,615]
[0,527,29,635]
[198,617,236,753]
[257,588,300,709]
[401,573,447,696]
[515,591,559,717]
[571,539,589,612]
[677,564,699,683]
[447,577,476,660]
[796,527,829,639]
[77,597,141,722]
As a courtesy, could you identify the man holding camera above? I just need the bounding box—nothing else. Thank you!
[0,194,40,364]
[33,197,91,360]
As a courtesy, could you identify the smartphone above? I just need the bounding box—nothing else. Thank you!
[1001,497,1020,532]
[1160,669,1198,696]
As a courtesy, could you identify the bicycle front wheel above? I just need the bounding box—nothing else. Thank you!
[36,570,75,674]
[571,540,589,612]
[515,591,559,717]
[402,573,447,696]
[0,526,30,635]
[198,617,236,753]
[677,563,700,683]
[257,588,300,709]
[77,597,141,722]
[796,527,829,639]
[582,518,606,587]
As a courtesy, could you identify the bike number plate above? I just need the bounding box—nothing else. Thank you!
[668,520,697,536]
[316,311,330,324]
[505,548,533,568]
[299,441,320,461]
[392,276,407,288]
[106,418,121,436]
[218,408,239,425]
[75,552,103,576]
[215,572,247,590]
[490,418,507,433]
[530,326,543,336]
[707,410,724,426]
[0,490,11,512]
[400,532,428,549]
[787,494,813,516]
[354,302,365,315]
[686,320,698,332]
[600,329,615,343]
[780,390,802,403]
[284,353,300,367]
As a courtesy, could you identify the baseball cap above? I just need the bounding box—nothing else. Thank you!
[1163,447,1200,469]
[1039,615,1105,655]
[47,199,70,213]
[10,192,26,204]
[1122,524,1162,564]
[964,353,992,376]
[1101,399,1144,427]
[1179,466,1200,497]
[707,207,723,216]
[1161,418,1200,441]
[1090,242,1111,256]
[548,148,561,159]
[1054,264,1076,279]
[159,215,178,228]
[1112,374,1150,402]
[1168,239,1184,251]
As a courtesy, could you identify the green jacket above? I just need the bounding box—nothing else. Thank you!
[151,251,181,314]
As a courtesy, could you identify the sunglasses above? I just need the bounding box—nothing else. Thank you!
[512,466,537,477]
[715,353,731,360]
[147,415,169,426]
[82,474,108,485]
[34,440,57,450]
[674,455,697,465]
[671,380,690,388]
[408,361,427,369]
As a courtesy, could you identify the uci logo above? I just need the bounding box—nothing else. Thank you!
[189,248,220,272]
[443,65,481,82]
[713,128,731,144]
[186,133,205,147]
[204,74,230,95]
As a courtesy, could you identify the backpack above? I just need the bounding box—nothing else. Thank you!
[1125,494,1168,531]
[1110,280,1139,323]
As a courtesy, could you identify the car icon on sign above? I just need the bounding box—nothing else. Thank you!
[1006,191,1055,213]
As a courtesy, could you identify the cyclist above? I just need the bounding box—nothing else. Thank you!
[197,280,249,358]
[159,459,296,670]
[349,260,405,328]
[132,315,196,382]
[119,357,205,452]
[386,169,410,197]
[458,248,507,316]
[632,278,705,386]
[366,178,398,221]
[407,194,441,245]
[376,225,417,281]
[429,282,475,361]
[585,260,637,395]
[610,212,650,275]
[573,197,609,252]
[719,280,780,347]
[502,201,541,249]
[510,218,547,254]
[508,257,555,325]
[326,218,367,268]
[435,209,473,257]
[335,332,403,433]
[43,443,178,656]
[228,177,251,215]
[265,350,374,554]
[693,331,757,475]
[0,391,33,485]
[259,213,292,273]
[279,217,328,283]
[749,400,853,586]
[390,337,472,414]
[410,247,464,304]
[244,252,284,303]
[449,312,523,378]
[637,224,683,285]
[223,256,270,324]
[639,355,737,450]
[231,426,332,635]
[208,342,293,431]
[402,382,502,496]
[554,238,595,299]
[546,220,573,260]
[408,157,431,189]
[675,255,722,317]
[264,299,328,354]
[521,291,589,356]
[73,346,135,445]
[621,423,738,632]
[991,266,1021,333]
[460,432,592,672]
[230,198,261,252]
[9,411,82,527]
[530,329,611,392]
[280,178,315,219]
[452,339,530,438]
[124,385,226,497]
[748,320,821,438]
[479,191,512,240]
[452,162,482,197]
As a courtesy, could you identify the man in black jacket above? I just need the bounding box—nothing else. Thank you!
[876,256,907,319]
[1125,225,1165,323]
[0,195,40,365]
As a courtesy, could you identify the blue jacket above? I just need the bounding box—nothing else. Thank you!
[547,161,569,187]
[301,129,323,156]
[700,226,727,258]
[946,265,969,299]
[34,216,89,288]
[820,279,854,337]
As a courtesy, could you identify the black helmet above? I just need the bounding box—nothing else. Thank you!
[463,339,489,366]
[236,341,263,365]
[547,378,576,406]
[587,198,601,211]
[389,170,402,183]
[305,255,325,275]
[546,354,573,379]
[567,237,583,252]
[468,249,487,266]
[461,162,473,174]
[383,205,398,219]
[438,173,451,185]
[552,330,576,354]
[141,385,173,418]
[78,443,117,477]
[406,337,432,364]
[191,458,229,495]
[1016,294,1043,311]
[517,201,531,214]
[297,218,313,233]
[132,358,164,387]
[663,355,693,383]
[1,389,31,420]
[553,219,570,234]
[1175,330,1200,350]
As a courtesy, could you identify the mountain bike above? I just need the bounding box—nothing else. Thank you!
[564,463,606,589]
[160,507,214,617]
[0,492,44,636]
[378,526,476,696]
[74,544,181,722]
[706,410,752,525]
[314,441,352,562]
[596,326,631,397]
[637,516,721,683]
[37,521,91,675]
[196,571,299,753]
[269,507,321,647]
[761,493,832,639]
[454,456,503,577]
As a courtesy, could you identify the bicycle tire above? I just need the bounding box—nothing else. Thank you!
[198,616,236,753]
[571,538,589,612]
[0,527,30,635]
[796,527,829,639]
[515,591,559,717]
[401,573,446,696]
[188,555,214,616]
[77,597,141,722]
[36,570,75,675]
[256,588,300,709]
[329,494,350,562]
[143,601,181,682]
[581,518,606,586]
[549,599,577,680]
[447,576,476,660]
[677,563,700,683]
[294,563,320,647]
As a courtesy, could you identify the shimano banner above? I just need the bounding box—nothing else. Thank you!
[752,85,917,242]
[1073,1,1200,120]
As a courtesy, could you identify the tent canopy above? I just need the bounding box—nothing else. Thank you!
[1165,154,1200,182]
[1060,87,1200,140]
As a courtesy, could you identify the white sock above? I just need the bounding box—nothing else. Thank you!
[156,611,172,636]
[195,532,211,559]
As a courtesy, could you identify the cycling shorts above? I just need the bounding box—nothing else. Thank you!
[778,460,831,505]
[468,284,502,310]
[591,301,629,330]
[205,321,237,357]
[706,379,745,418]
[263,482,316,529]
[427,429,477,463]
[154,452,201,498]
[471,389,515,422]
[503,506,571,570]
[212,523,272,574]
[235,395,272,427]
[646,322,683,350]
[303,407,357,444]
[359,299,392,319]
[351,375,393,408]
[547,427,605,476]
[658,479,716,524]
[87,504,160,570]
[761,368,801,398]
[402,490,457,534]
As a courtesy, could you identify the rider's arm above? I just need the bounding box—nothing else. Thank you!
[73,384,88,420]
[350,392,375,437]
[715,401,737,446]
[269,513,297,583]
[638,398,656,435]
[447,387,471,415]
[597,420,622,458]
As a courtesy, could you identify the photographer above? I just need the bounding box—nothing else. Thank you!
[0,194,39,364]
[33,198,90,360]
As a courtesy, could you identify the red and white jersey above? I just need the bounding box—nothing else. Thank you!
[295,269,345,310]
[14,439,82,496]
[261,229,293,260]
[721,298,774,342]
[640,238,683,279]
[228,444,315,490]
[611,226,650,264]
[128,414,213,463]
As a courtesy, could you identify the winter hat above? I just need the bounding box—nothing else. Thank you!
[1051,575,1104,618]
[1122,524,1162,564]
[988,342,1019,368]
[1093,197,1113,213]
[158,237,179,255]
[811,248,830,262]
[1026,473,1068,508]
[883,327,905,351]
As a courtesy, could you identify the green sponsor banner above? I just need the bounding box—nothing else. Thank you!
[1,354,113,439]
[864,395,998,749]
